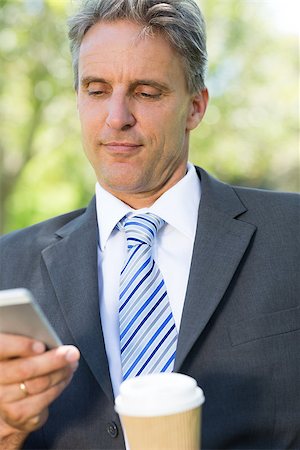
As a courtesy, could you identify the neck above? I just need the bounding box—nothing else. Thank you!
[100,164,188,209]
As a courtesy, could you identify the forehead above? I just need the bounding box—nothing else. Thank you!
[78,20,187,86]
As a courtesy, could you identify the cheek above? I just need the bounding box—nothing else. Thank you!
[139,104,180,142]
[79,106,102,141]
[163,109,189,143]
[78,95,102,123]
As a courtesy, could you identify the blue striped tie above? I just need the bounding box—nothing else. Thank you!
[118,213,178,380]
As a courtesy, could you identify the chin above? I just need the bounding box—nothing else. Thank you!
[100,176,141,193]
[101,166,141,185]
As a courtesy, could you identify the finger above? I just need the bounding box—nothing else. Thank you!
[0,377,71,432]
[24,363,78,396]
[0,382,29,404]
[0,364,78,403]
[26,408,49,432]
[0,334,45,361]
[0,345,80,384]
[0,416,29,444]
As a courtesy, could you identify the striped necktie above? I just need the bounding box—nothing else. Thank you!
[118,213,178,380]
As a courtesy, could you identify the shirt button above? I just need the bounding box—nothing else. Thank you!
[107,422,118,438]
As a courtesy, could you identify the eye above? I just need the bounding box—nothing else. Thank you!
[138,92,161,99]
[87,82,110,97]
[88,90,105,96]
[135,86,162,100]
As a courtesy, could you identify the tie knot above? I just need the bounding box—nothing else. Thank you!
[120,213,164,248]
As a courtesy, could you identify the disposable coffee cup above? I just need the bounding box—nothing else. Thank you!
[115,373,205,450]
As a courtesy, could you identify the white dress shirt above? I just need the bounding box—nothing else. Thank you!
[96,163,201,396]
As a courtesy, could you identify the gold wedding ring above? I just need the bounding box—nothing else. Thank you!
[19,382,29,397]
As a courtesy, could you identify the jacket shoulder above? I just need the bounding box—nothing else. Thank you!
[232,185,300,217]
[0,208,87,253]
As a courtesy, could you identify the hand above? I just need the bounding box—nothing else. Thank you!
[0,333,80,444]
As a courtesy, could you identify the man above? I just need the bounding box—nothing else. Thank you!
[0,0,299,448]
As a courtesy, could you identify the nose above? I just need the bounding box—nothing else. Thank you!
[105,92,136,131]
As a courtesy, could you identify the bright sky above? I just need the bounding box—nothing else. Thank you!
[262,0,300,35]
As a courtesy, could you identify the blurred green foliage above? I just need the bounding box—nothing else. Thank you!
[0,0,299,234]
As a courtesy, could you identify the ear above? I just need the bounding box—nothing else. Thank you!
[186,88,209,131]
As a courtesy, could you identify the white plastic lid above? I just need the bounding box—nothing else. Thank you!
[115,373,205,417]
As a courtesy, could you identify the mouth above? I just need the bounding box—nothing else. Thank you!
[102,142,143,153]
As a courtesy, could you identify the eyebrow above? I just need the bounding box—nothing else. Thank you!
[131,79,171,93]
[80,76,171,92]
[80,76,106,88]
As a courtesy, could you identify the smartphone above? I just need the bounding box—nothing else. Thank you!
[0,288,62,349]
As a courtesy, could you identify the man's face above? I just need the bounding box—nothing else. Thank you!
[77,20,208,207]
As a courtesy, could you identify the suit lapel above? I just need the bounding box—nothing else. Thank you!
[175,168,256,371]
[40,169,257,390]
[42,199,114,402]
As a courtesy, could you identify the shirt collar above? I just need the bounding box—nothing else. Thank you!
[95,184,131,251]
[95,162,201,251]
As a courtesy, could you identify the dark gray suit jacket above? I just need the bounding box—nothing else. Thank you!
[0,167,299,449]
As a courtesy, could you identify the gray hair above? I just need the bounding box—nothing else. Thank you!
[68,0,207,93]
